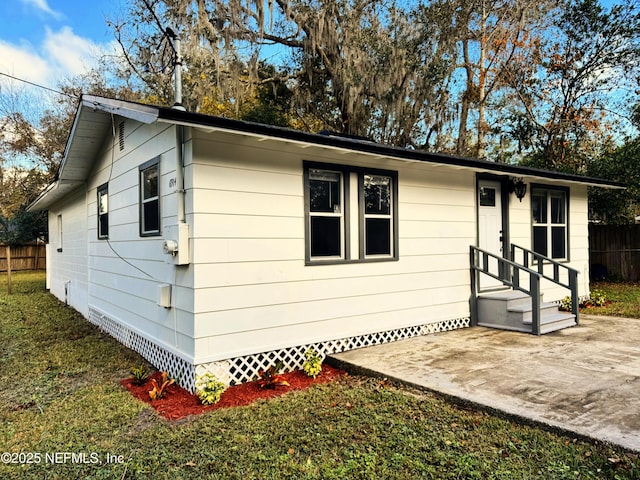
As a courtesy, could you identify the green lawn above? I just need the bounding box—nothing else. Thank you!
[1,272,639,479]
[585,282,640,318]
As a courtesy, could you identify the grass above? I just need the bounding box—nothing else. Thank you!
[583,282,640,318]
[1,272,639,479]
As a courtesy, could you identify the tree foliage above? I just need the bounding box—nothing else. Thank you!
[506,0,640,172]
[110,0,460,147]
[588,138,640,225]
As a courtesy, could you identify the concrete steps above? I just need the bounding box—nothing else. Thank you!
[477,290,576,334]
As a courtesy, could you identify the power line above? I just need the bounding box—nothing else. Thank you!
[0,71,75,98]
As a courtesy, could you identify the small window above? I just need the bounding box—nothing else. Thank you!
[97,183,109,239]
[531,187,568,260]
[479,186,496,207]
[57,214,63,252]
[140,158,160,236]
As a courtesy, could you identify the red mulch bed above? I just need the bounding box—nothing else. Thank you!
[121,365,346,421]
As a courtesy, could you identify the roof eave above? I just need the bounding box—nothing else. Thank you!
[157,107,625,190]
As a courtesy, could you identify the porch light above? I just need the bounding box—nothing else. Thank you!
[509,178,527,202]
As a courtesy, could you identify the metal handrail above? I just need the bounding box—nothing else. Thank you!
[510,244,579,323]
[470,246,543,335]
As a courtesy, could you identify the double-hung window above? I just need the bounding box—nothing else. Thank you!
[362,174,393,256]
[97,183,109,239]
[531,186,568,260]
[140,158,160,236]
[308,168,344,258]
[304,162,397,264]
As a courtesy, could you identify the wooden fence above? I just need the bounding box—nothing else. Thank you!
[0,244,46,272]
[589,224,640,281]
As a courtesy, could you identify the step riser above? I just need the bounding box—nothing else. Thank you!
[510,306,560,323]
[539,318,577,334]
[477,291,575,335]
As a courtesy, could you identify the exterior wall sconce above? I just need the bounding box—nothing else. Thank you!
[509,178,527,202]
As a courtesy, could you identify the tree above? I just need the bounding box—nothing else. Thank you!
[588,138,640,224]
[109,0,459,147]
[506,0,640,172]
[451,0,555,159]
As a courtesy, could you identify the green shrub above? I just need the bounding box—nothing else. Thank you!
[302,348,323,379]
[195,373,227,405]
[589,289,608,307]
[559,296,572,312]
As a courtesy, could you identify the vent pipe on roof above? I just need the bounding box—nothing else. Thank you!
[166,27,186,111]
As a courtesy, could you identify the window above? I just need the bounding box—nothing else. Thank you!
[304,162,397,264]
[57,214,63,252]
[363,174,393,256]
[140,158,160,236]
[97,183,109,239]
[531,186,568,260]
[309,169,344,258]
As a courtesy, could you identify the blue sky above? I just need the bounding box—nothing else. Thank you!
[0,0,121,91]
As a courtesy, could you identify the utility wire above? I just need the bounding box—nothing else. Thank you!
[0,71,75,98]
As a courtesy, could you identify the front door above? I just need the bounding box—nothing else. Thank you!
[478,179,506,290]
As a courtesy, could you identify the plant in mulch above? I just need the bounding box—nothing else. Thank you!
[149,371,175,400]
[257,360,290,389]
[302,348,323,379]
[130,364,150,386]
[561,289,611,311]
[195,373,227,405]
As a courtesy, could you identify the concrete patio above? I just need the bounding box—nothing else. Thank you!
[329,314,640,452]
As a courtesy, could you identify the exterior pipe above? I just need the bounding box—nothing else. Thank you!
[176,124,186,225]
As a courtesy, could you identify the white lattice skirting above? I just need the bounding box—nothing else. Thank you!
[88,306,469,393]
[198,317,470,389]
[88,307,195,391]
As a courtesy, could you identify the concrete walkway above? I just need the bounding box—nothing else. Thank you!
[329,315,640,452]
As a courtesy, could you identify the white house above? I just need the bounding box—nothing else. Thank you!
[29,95,623,391]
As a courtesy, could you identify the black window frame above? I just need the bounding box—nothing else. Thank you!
[97,183,109,240]
[304,161,398,265]
[531,184,570,261]
[139,157,161,237]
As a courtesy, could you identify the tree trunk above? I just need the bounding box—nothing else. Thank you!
[477,0,487,159]
[457,38,472,155]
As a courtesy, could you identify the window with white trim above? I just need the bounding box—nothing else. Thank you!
[140,158,160,236]
[97,183,109,239]
[531,186,568,260]
[304,162,397,264]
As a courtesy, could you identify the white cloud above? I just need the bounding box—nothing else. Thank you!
[20,0,62,19]
[43,26,102,78]
[0,27,105,91]
[0,41,51,86]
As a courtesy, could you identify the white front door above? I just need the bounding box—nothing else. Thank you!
[478,180,505,289]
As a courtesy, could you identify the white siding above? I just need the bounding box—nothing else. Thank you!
[47,188,89,316]
[508,182,591,301]
[83,119,196,360]
[190,131,476,362]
